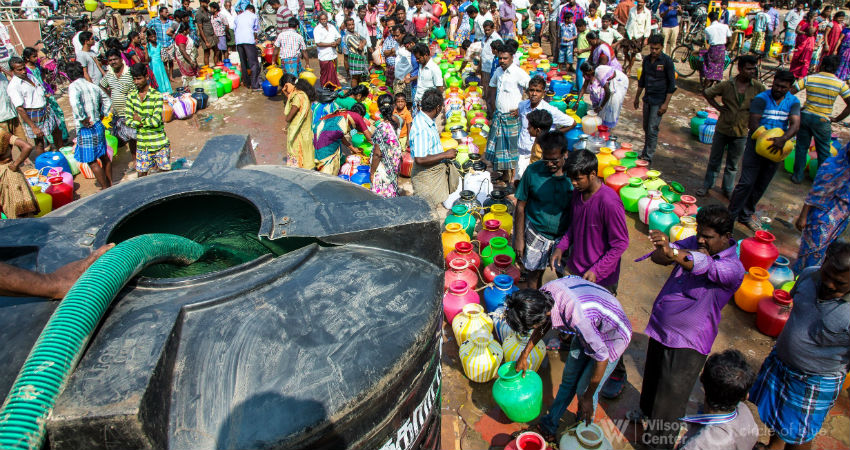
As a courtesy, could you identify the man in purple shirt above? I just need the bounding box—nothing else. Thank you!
[629,204,745,450]
[499,0,518,37]
[550,149,631,397]
[505,277,632,444]
[550,149,629,292]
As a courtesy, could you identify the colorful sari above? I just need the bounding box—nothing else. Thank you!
[826,20,844,55]
[791,21,816,78]
[314,112,350,174]
[589,65,629,129]
[26,64,69,142]
[591,42,622,70]
[284,89,315,169]
[703,44,726,81]
[148,42,173,94]
[370,120,402,197]
[837,28,850,80]
[794,147,850,273]
[174,33,199,81]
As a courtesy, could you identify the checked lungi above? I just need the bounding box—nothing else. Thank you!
[519,223,558,271]
[22,106,60,140]
[749,351,844,445]
[281,56,303,76]
[73,121,108,164]
[485,110,520,171]
[348,52,369,77]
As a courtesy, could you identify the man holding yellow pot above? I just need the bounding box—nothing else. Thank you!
[727,69,799,232]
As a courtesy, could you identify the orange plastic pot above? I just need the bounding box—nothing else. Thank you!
[734,267,774,313]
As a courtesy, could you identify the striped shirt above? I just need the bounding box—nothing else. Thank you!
[749,90,800,131]
[274,29,306,58]
[543,276,632,362]
[794,72,850,119]
[125,88,169,153]
[644,236,745,355]
[68,78,111,129]
[409,110,442,158]
[100,65,134,118]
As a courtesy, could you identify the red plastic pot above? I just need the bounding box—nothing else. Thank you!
[45,176,73,209]
[477,219,509,249]
[445,241,481,270]
[483,254,521,283]
[740,230,780,271]
[604,166,630,194]
[756,289,792,337]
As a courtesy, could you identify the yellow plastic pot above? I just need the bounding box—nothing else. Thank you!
[753,126,793,162]
[266,66,284,86]
[298,68,317,86]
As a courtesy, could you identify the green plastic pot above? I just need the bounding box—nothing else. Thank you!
[643,170,667,191]
[492,361,543,423]
[648,203,679,235]
[444,204,477,239]
[618,151,638,169]
[481,236,516,267]
[620,177,648,213]
[660,181,685,203]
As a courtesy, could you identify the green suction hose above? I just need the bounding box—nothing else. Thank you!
[0,234,206,450]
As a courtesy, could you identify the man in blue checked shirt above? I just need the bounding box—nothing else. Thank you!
[409,88,460,208]
[148,6,178,82]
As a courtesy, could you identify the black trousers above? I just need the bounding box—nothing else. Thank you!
[236,43,262,89]
[639,338,707,450]
[727,137,780,223]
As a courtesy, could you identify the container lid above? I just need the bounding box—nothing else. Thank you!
[485,219,501,229]
[459,190,475,200]
[754,230,776,243]
[494,274,514,288]
[628,177,643,186]
[451,204,469,215]
[659,203,675,212]
[490,189,506,200]
[696,111,708,118]
[449,257,470,271]
[773,289,792,305]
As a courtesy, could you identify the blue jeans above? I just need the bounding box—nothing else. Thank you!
[575,57,587,92]
[539,337,619,435]
[793,111,832,181]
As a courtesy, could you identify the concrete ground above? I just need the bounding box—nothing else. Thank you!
[38,35,849,450]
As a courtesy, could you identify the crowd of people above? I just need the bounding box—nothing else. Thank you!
[0,0,849,448]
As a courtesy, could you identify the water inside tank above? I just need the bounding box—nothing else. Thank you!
[108,194,317,278]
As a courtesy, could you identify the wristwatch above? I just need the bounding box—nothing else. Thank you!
[670,246,679,258]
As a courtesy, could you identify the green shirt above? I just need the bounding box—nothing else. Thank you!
[704,77,766,137]
[515,160,572,239]
[125,88,169,153]
[576,31,590,58]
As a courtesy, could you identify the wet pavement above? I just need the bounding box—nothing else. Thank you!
[55,46,850,450]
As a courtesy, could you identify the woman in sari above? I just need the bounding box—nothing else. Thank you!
[146,29,173,94]
[455,6,474,44]
[577,62,629,130]
[126,31,146,64]
[281,74,316,169]
[448,0,459,40]
[21,47,68,143]
[370,94,403,197]
[313,103,373,175]
[791,12,817,78]
[794,144,850,273]
[174,23,199,86]
[587,32,623,71]
[835,26,850,80]
[825,11,845,56]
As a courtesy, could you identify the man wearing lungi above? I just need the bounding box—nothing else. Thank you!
[410,88,459,208]
[273,18,310,77]
[67,62,112,191]
[7,57,62,160]
[514,131,572,289]
[485,38,529,183]
[749,240,850,450]
[313,12,342,88]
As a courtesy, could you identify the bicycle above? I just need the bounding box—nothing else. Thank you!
[727,50,793,82]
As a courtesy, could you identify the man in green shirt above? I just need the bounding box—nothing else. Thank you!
[514,131,572,289]
[697,55,765,199]
[125,63,171,177]
[574,19,590,93]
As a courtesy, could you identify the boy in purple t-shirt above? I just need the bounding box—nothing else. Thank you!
[549,149,629,293]
[549,149,630,395]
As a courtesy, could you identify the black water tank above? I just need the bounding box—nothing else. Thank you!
[0,135,443,450]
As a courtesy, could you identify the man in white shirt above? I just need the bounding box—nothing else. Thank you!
[394,35,418,103]
[313,12,342,87]
[480,20,500,114]
[409,88,459,208]
[513,0,529,36]
[412,43,443,111]
[516,76,575,179]
[486,39,529,182]
[624,0,651,74]
[782,2,804,55]
[7,57,62,157]
[234,4,262,89]
[474,8,489,41]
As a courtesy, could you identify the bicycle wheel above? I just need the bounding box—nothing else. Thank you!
[672,45,696,78]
